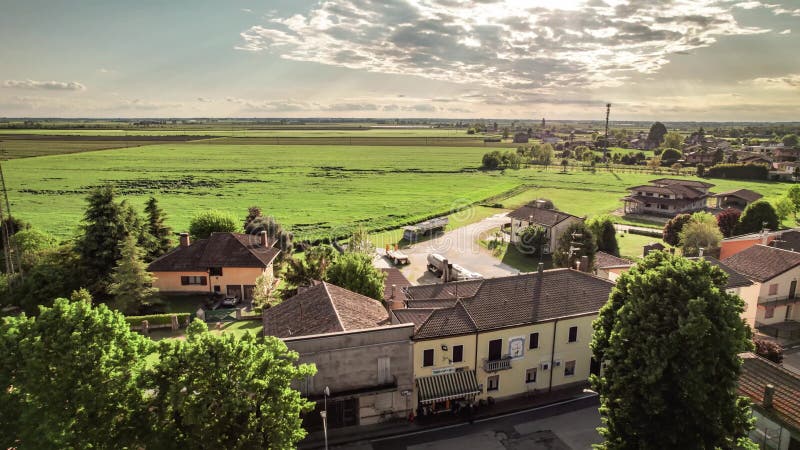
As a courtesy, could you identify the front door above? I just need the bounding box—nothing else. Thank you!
[243,285,255,301]
[488,339,502,361]
[787,304,793,321]
[790,280,797,299]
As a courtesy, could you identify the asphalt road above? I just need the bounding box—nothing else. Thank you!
[341,395,600,450]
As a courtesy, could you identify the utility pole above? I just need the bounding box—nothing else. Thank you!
[0,145,21,283]
[604,103,611,162]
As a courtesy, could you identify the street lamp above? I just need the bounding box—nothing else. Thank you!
[321,386,330,450]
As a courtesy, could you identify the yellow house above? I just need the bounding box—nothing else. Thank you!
[392,267,614,414]
[148,231,279,300]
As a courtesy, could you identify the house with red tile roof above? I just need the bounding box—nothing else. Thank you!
[738,352,800,448]
[507,203,583,254]
[622,178,714,217]
[147,231,280,300]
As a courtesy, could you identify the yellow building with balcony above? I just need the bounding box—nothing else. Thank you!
[391,267,614,414]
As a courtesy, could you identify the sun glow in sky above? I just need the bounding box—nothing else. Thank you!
[0,0,798,120]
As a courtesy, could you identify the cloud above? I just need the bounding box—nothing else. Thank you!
[748,74,800,89]
[225,97,316,112]
[773,7,800,16]
[197,97,213,102]
[3,79,86,91]
[236,0,768,92]
[241,8,252,13]
[779,29,791,35]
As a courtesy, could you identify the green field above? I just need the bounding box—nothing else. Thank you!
[5,142,794,242]
[0,128,476,137]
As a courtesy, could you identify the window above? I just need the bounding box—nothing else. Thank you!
[180,276,207,286]
[765,307,775,319]
[487,375,499,391]
[209,267,223,276]
[377,357,391,384]
[525,368,537,383]
[488,339,502,361]
[568,326,578,343]
[452,345,463,363]
[529,332,539,349]
[423,349,434,367]
[768,284,778,295]
[564,360,576,377]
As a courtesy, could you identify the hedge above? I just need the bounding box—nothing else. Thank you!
[626,227,662,238]
[706,163,769,180]
[125,313,190,328]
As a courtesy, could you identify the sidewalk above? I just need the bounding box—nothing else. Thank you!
[299,384,593,449]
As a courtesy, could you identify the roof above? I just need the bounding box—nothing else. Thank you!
[148,232,280,271]
[381,267,412,302]
[722,244,800,282]
[770,230,800,253]
[406,299,458,309]
[594,251,633,269]
[626,183,708,200]
[712,189,763,203]
[404,279,483,301]
[738,352,800,432]
[262,282,389,338]
[649,178,715,188]
[413,269,614,339]
[391,308,435,331]
[686,256,753,289]
[507,204,581,227]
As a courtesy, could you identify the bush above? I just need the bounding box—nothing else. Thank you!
[663,214,692,246]
[706,163,769,180]
[124,313,190,328]
[753,338,783,364]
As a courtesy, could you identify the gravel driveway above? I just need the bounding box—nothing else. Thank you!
[377,212,520,285]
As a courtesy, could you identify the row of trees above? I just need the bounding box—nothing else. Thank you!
[1,295,313,448]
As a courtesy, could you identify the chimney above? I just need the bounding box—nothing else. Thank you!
[579,255,590,273]
[442,258,450,283]
[391,284,396,300]
[763,384,775,409]
[179,233,190,247]
[762,229,770,245]
[259,230,268,247]
[537,262,544,274]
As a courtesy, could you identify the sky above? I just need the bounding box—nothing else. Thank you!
[0,0,798,121]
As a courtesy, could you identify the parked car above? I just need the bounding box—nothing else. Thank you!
[427,253,447,274]
[221,296,239,307]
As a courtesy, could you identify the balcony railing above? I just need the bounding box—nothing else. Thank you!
[757,295,800,305]
[483,356,512,372]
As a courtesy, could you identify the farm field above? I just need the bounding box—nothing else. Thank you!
[0,128,477,137]
[0,135,208,159]
[4,142,793,242]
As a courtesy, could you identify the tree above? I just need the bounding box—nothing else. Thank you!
[647,156,661,173]
[787,185,800,218]
[252,273,278,309]
[325,252,386,300]
[538,143,555,167]
[144,197,173,261]
[108,235,158,315]
[774,196,795,223]
[588,215,619,256]
[0,297,153,448]
[660,148,682,163]
[188,210,238,239]
[679,212,723,256]
[591,253,754,449]
[284,244,338,287]
[782,134,799,148]
[243,205,262,229]
[663,213,692,246]
[717,209,741,238]
[646,121,668,146]
[502,127,510,139]
[145,320,315,449]
[347,225,374,255]
[76,185,134,295]
[561,158,569,172]
[663,131,683,149]
[696,163,705,177]
[1,245,86,314]
[553,222,595,269]
[736,200,780,235]
[753,338,783,364]
[6,226,56,271]
[516,225,548,256]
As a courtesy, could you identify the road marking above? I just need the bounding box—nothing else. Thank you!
[370,393,598,443]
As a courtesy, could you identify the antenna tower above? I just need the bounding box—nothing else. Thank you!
[604,103,611,162]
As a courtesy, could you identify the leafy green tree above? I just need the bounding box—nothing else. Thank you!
[109,235,158,315]
[679,212,723,256]
[252,273,278,309]
[736,200,780,235]
[243,205,262,229]
[662,131,683,149]
[553,222,595,269]
[516,225,548,256]
[660,148,682,163]
[76,185,135,296]
[662,213,692,246]
[787,185,800,218]
[145,320,315,449]
[284,244,338,287]
[717,209,741,238]
[561,158,569,172]
[774,196,795,223]
[591,252,754,449]
[0,296,153,449]
[144,197,173,260]
[646,121,668,146]
[6,226,56,271]
[2,245,86,314]
[782,134,799,148]
[188,210,238,240]
[696,163,705,177]
[325,252,386,300]
[347,225,375,255]
[588,215,619,256]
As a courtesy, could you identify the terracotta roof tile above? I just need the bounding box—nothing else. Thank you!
[712,189,763,203]
[392,308,436,331]
[262,282,389,338]
[687,256,753,289]
[770,230,800,253]
[148,232,280,271]
[404,279,483,300]
[414,302,477,339]
[722,245,800,282]
[738,352,800,432]
[595,251,633,269]
[381,268,412,302]
[406,299,458,309]
[507,205,580,227]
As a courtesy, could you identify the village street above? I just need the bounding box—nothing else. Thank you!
[378,212,520,284]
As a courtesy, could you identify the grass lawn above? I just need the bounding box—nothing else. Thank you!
[158,294,205,314]
[616,231,668,260]
[478,230,552,273]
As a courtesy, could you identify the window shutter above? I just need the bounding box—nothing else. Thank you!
[181,276,189,285]
[201,276,207,286]
[378,357,390,384]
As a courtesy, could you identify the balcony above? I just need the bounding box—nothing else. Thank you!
[757,295,800,306]
[483,356,512,372]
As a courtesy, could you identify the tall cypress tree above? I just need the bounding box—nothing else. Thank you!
[144,197,172,260]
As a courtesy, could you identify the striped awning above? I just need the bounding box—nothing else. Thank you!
[416,370,481,404]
